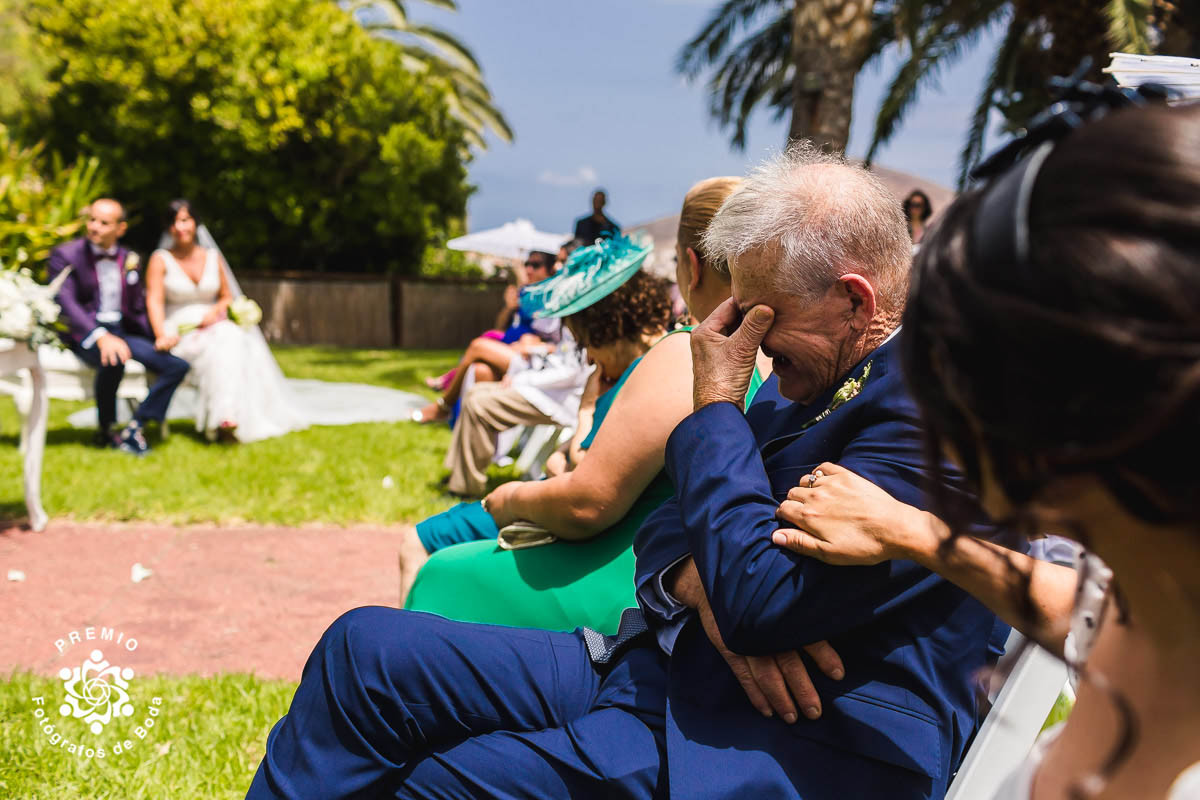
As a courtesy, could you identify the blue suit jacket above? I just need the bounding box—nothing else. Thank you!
[632,334,1007,798]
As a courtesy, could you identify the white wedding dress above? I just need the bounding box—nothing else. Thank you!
[158,247,306,442]
[67,225,426,438]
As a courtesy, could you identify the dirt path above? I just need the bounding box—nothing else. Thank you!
[0,520,406,681]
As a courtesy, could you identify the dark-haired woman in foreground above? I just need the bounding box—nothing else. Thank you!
[774,102,1200,797]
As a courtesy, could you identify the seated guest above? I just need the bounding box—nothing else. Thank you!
[777,100,1200,800]
[48,197,190,455]
[247,152,1003,800]
[400,178,756,629]
[440,330,590,499]
[573,187,620,243]
[424,244,581,393]
[398,235,677,607]
[413,249,565,423]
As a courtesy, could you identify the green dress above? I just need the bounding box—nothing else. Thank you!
[405,330,764,634]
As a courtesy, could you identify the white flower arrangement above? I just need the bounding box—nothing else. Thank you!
[0,266,69,348]
[228,295,262,329]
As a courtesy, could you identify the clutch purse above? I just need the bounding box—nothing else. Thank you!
[497,520,558,551]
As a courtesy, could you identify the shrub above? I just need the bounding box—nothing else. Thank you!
[13,0,472,275]
[0,124,106,278]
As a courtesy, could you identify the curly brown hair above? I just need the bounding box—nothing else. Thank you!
[562,270,673,350]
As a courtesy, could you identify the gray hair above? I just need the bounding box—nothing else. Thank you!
[701,143,911,309]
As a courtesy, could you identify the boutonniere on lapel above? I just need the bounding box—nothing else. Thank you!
[798,361,873,432]
[125,252,140,284]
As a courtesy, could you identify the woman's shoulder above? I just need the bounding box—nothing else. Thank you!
[148,248,173,269]
[616,328,692,390]
[644,326,692,358]
[623,326,691,375]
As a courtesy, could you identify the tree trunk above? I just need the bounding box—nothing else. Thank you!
[787,0,875,153]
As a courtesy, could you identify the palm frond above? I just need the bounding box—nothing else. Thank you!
[865,1,1006,164]
[456,90,514,143]
[349,0,406,26]
[957,12,1026,188]
[1105,0,1153,54]
[703,9,792,148]
[403,23,483,74]
[675,0,784,79]
[342,0,507,148]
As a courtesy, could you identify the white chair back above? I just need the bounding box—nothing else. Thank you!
[945,629,1069,799]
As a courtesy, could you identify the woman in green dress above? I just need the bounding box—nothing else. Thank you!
[404,177,768,633]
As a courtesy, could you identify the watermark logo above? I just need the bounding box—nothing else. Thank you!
[58,649,136,735]
[31,626,166,762]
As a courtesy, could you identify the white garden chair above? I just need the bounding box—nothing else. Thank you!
[945,629,1069,798]
[0,345,156,440]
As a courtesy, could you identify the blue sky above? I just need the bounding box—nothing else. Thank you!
[413,0,1003,234]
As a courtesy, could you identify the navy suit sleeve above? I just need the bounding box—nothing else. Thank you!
[667,399,943,656]
[632,494,691,625]
[48,245,92,345]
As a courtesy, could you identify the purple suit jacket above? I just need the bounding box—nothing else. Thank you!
[47,237,151,347]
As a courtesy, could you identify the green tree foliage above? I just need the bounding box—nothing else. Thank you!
[0,124,106,278]
[867,0,1198,186]
[345,0,513,150]
[12,0,473,274]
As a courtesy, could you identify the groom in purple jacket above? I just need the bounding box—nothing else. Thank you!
[48,198,189,455]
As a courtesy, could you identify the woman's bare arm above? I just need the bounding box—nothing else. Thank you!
[200,253,233,326]
[486,332,694,539]
[145,252,176,350]
[774,461,1078,654]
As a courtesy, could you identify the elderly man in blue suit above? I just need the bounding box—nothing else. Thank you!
[246,150,1004,799]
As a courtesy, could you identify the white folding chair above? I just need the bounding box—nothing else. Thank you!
[945,629,1069,799]
[514,424,574,479]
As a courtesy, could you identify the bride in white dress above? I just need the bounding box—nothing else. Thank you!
[146,199,307,443]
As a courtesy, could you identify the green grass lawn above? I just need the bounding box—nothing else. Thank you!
[1,671,294,799]
[1,344,1077,798]
[0,345,528,798]
[0,346,471,526]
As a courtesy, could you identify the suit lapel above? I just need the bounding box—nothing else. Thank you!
[759,341,892,460]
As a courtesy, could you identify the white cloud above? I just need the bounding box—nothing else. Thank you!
[536,165,599,188]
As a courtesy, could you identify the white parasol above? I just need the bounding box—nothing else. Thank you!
[447,219,569,261]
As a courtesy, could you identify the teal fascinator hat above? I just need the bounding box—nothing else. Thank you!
[520,235,653,320]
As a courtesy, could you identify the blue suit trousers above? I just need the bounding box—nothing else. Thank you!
[72,328,189,430]
[247,607,669,799]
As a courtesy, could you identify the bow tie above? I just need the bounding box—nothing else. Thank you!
[92,247,119,259]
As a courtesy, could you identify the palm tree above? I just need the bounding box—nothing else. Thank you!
[866,0,1197,185]
[344,0,513,150]
[676,0,883,153]
[680,1,1194,181]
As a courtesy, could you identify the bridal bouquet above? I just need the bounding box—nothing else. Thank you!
[0,267,68,348]
[228,295,262,329]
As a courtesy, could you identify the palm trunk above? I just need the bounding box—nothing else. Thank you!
[787,0,875,153]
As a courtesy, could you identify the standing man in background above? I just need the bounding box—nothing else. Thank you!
[573,188,620,243]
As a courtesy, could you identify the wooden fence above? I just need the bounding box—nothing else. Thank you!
[237,272,509,349]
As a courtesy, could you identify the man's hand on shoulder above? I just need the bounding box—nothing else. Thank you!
[691,298,773,411]
[667,557,845,723]
[97,333,131,366]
